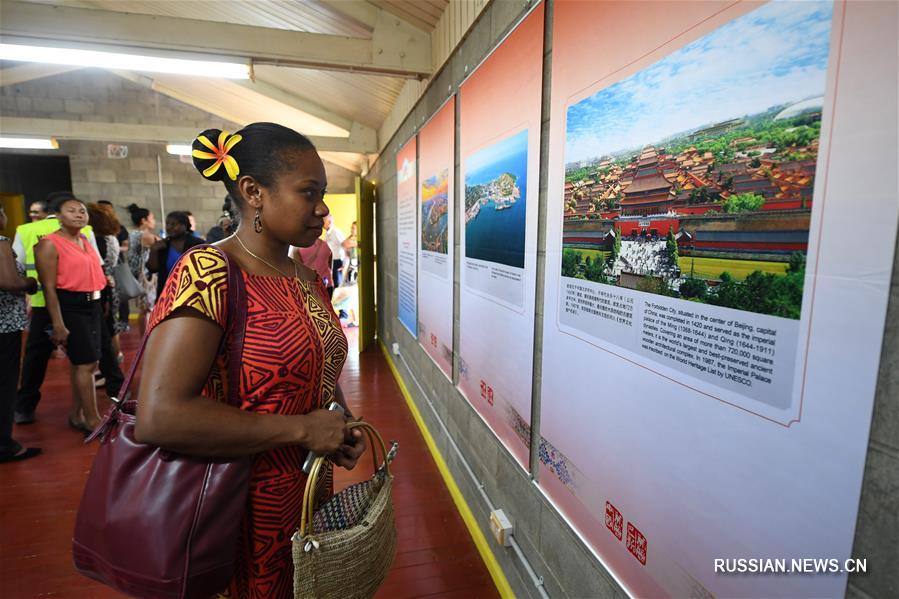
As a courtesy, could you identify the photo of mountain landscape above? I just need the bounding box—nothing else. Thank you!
[465,129,528,268]
[421,168,449,254]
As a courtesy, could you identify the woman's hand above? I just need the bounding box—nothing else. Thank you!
[300,409,355,455]
[329,424,366,470]
[25,277,38,295]
[141,232,158,247]
[51,323,69,347]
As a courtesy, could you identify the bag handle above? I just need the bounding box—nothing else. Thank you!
[299,421,390,538]
[87,245,247,442]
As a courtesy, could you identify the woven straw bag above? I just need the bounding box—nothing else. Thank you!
[293,422,398,599]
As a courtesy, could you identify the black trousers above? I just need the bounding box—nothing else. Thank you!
[1,331,23,455]
[15,307,52,416]
[15,304,123,414]
[332,259,344,290]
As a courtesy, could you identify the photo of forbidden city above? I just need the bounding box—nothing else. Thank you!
[561,1,833,320]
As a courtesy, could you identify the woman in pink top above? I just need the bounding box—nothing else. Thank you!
[292,237,333,294]
[35,195,107,435]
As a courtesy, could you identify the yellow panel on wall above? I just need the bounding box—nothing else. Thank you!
[324,193,357,239]
[0,193,27,238]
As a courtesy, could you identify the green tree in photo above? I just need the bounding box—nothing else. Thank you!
[584,254,607,284]
[610,230,621,264]
[788,251,806,274]
[679,277,708,300]
[561,249,582,278]
[723,192,765,213]
[666,229,679,266]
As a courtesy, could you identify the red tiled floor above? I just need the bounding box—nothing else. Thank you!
[1,326,499,598]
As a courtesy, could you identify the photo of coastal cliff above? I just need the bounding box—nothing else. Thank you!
[465,129,528,268]
[421,168,449,254]
[561,0,833,320]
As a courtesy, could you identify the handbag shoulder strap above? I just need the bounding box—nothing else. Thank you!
[99,245,247,414]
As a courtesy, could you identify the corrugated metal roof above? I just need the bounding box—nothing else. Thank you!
[372,0,449,31]
[253,66,406,131]
[8,0,463,167]
[68,0,373,37]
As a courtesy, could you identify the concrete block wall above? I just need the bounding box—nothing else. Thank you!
[1,69,240,233]
[371,1,899,597]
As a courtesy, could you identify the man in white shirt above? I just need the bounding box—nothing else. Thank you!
[323,215,346,290]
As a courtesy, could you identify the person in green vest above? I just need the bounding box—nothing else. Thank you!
[13,192,100,425]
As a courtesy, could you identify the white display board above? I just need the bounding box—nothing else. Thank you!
[457,5,544,469]
[418,98,455,378]
[539,1,898,597]
[396,136,418,336]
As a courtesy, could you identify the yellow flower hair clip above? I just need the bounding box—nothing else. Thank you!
[192,131,243,180]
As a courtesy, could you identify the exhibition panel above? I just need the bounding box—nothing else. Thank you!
[417,97,456,379]
[396,135,418,337]
[457,4,544,470]
[539,0,897,596]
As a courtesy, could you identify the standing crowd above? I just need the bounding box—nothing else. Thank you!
[1,186,360,463]
[0,191,206,462]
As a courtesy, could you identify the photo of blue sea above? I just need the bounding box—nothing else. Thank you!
[464,129,528,269]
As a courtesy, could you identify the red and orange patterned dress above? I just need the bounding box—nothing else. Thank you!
[147,247,348,598]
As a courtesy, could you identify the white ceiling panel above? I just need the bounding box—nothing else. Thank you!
[253,65,405,131]
[39,0,374,37]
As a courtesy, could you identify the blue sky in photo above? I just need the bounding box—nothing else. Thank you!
[466,129,528,179]
[565,0,833,164]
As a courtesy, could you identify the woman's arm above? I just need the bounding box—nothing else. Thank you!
[146,240,165,273]
[0,241,36,293]
[35,239,67,346]
[135,311,360,458]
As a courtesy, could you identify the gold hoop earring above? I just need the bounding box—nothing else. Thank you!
[253,208,262,233]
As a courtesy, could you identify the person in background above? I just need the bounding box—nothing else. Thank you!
[34,195,107,435]
[98,200,132,330]
[126,203,159,337]
[205,196,237,243]
[13,191,102,425]
[147,210,204,297]
[185,211,204,240]
[342,221,359,285]
[323,214,346,291]
[0,206,41,463]
[292,236,332,294]
[86,203,126,397]
[28,200,49,222]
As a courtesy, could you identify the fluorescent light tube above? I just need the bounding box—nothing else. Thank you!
[0,43,249,79]
[0,137,59,150]
[166,144,193,156]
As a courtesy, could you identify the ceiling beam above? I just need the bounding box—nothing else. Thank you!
[107,71,377,153]
[0,116,370,155]
[0,0,431,79]
[317,0,380,30]
[231,79,354,134]
[0,64,82,87]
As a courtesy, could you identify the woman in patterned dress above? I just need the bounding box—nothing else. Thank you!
[0,206,41,463]
[135,123,365,599]
[125,203,159,337]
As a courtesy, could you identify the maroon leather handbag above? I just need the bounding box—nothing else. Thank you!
[73,246,251,599]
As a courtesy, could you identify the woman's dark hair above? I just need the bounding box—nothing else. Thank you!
[87,202,121,236]
[47,191,79,214]
[191,123,316,207]
[30,199,49,212]
[127,203,150,226]
[166,210,192,232]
